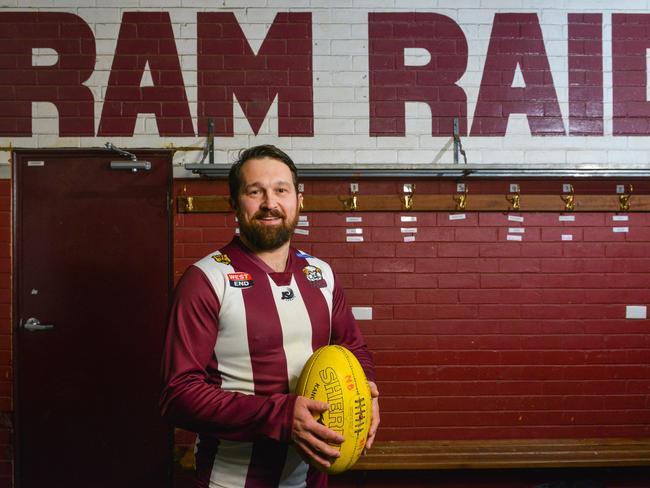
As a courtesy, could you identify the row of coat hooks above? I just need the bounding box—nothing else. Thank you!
[177,183,644,213]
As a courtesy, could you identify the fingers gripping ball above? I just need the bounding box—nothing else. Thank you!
[295,345,372,474]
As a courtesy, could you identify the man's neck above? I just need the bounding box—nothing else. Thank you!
[241,237,291,273]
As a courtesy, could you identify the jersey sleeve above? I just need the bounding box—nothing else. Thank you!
[329,273,376,382]
[159,265,296,442]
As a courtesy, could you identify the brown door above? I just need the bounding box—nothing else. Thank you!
[14,149,172,488]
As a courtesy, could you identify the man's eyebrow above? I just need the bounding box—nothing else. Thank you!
[244,180,292,189]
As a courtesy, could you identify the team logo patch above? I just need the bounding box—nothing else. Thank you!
[296,250,313,258]
[303,265,327,288]
[228,272,254,289]
[281,287,295,301]
[212,253,232,266]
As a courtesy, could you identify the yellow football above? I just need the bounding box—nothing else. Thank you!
[295,345,372,474]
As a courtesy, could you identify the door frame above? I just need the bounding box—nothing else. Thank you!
[11,148,175,488]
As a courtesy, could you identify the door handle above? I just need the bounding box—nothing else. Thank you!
[23,317,54,332]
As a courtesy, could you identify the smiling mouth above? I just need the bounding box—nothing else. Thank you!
[256,215,283,225]
[256,211,284,223]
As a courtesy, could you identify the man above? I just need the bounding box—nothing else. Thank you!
[160,145,379,488]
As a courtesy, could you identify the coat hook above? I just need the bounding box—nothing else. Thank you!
[343,183,359,211]
[618,184,633,212]
[506,184,521,211]
[561,184,575,212]
[179,185,194,212]
[401,183,415,210]
[454,183,468,211]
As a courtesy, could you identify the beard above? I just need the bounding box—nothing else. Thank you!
[237,207,299,252]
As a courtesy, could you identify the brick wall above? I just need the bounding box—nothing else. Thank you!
[0,180,11,487]
[1,3,650,169]
[1,1,649,484]
[174,178,650,442]
[1,175,648,487]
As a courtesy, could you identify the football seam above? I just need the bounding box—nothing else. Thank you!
[335,345,368,472]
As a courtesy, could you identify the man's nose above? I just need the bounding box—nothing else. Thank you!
[261,191,278,209]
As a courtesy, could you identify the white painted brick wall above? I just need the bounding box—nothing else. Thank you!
[1,0,650,177]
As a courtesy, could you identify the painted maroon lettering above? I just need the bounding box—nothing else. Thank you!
[612,14,650,135]
[197,12,313,136]
[0,12,95,136]
[368,12,468,136]
[98,12,193,137]
[569,14,603,136]
[471,13,565,136]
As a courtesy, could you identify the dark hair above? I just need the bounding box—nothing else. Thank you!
[228,145,299,203]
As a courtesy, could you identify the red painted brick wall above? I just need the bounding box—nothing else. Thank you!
[2,177,649,487]
[0,180,11,486]
[174,178,650,442]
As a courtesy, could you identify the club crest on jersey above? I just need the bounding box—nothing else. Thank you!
[212,253,232,266]
[227,272,254,289]
[281,287,295,301]
[302,265,326,288]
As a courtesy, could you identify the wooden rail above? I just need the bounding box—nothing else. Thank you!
[352,438,650,470]
[174,438,650,472]
[176,194,647,213]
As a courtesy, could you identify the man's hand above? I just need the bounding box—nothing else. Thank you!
[292,396,345,471]
[365,381,380,452]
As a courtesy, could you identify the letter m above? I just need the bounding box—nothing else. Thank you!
[198,12,313,136]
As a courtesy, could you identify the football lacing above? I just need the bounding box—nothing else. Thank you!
[353,397,367,434]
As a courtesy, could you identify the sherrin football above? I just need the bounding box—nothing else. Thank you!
[295,345,372,474]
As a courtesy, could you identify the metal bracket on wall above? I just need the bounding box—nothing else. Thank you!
[182,165,650,180]
[199,118,215,165]
[453,117,467,165]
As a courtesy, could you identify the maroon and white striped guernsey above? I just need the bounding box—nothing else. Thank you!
[161,237,375,488]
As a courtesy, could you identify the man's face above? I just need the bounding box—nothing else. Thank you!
[235,157,302,252]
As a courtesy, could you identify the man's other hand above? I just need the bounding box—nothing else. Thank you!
[291,396,345,471]
[364,381,380,452]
